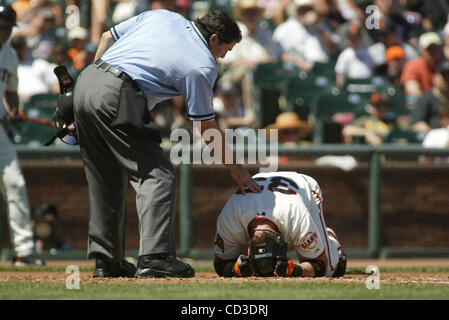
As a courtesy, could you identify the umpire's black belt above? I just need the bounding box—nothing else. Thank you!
[95,59,141,92]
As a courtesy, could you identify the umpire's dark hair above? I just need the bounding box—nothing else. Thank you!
[194,10,242,44]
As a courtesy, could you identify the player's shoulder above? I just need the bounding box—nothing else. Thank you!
[275,18,300,32]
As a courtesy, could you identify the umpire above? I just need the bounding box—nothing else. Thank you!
[73,9,261,278]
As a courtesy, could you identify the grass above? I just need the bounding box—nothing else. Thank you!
[0,281,447,300]
[0,265,448,300]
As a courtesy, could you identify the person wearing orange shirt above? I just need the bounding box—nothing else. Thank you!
[400,32,443,106]
[66,26,95,71]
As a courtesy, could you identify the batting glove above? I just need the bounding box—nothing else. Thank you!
[274,257,302,277]
[233,255,254,277]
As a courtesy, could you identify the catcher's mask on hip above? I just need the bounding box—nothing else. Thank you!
[249,230,287,277]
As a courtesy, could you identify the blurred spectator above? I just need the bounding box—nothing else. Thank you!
[335,24,375,87]
[271,0,297,26]
[396,0,449,32]
[335,0,373,50]
[422,104,449,149]
[10,36,59,102]
[49,43,68,66]
[13,6,56,60]
[370,0,416,45]
[220,0,282,119]
[90,0,109,46]
[272,0,351,27]
[315,0,347,32]
[273,0,340,72]
[112,0,138,24]
[48,43,80,80]
[12,0,63,26]
[91,0,192,45]
[265,111,310,165]
[32,203,74,253]
[411,62,449,136]
[400,32,443,104]
[213,79,254,131]
[266,111,310,146]
[335,0,361,22]
[384,45,406,87]
[222,0,282,70]
[135,0,153,14]
[174,0,192,19]
[443,21,449,62]
[368,18,418,73]
[342,92,397,145]
[67,26,95,71]
[258,0,287,23]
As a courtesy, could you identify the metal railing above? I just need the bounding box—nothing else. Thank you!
[1,144,449,260]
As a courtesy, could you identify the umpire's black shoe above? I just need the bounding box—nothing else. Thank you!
[93,254,137,278]
[136,253,195,278]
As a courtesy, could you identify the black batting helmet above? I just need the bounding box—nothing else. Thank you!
[0,5,16,27]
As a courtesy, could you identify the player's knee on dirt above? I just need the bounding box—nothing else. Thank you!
[332,249,347,278]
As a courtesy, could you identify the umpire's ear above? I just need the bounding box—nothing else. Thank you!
[209,33,220,45]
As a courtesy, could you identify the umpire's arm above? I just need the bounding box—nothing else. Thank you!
[94,31,115,61]
[200,119,261,194]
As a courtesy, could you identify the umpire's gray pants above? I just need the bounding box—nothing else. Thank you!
[73,64,177,262]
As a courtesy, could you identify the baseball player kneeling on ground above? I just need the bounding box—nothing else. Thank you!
[214,171,346,278]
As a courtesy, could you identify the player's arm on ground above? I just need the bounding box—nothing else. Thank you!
[214,255,254,277]
[274,253,327,277]
[200,119,261,194]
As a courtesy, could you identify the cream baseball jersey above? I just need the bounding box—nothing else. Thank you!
[214,171,340,276]
[0,43,18,119]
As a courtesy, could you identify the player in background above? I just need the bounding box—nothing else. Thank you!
[214,171,346,278]
[0,5,44,266]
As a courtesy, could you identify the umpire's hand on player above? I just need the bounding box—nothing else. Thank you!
[227,164,261,194]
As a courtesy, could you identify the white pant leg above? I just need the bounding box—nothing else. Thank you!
[304,176,340,277]
[0,125,34,257]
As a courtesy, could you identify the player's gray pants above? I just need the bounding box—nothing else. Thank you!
[0,125,34,257]
[73,64,177,262]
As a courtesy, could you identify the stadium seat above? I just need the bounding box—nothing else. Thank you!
[312,91,368,143]
[384,129,420,144]
[24,93,59,118]
[311,59,337,77]
[253,63,294,128]
[286,72,335,121]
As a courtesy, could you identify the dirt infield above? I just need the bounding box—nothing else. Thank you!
[1,259,448,286]
[1,271,449,286]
